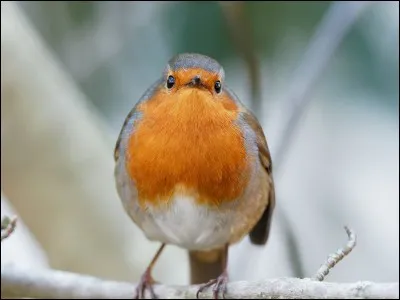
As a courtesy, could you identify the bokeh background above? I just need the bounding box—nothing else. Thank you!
[1,0,399,289]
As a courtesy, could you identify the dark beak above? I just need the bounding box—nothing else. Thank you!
[192,75,201,86]
[187,75,201,87]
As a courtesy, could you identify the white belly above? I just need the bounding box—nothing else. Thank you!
[140,194,233,251]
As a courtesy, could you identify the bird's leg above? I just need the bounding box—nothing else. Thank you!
[196,244,229,299]
[134,243,166,299]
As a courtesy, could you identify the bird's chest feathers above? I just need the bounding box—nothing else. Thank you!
[126,89,251,207]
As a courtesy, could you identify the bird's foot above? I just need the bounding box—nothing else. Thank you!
[134,269,157,299]
[196,271,228,299]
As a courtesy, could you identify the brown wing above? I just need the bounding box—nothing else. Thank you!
[242,109,276,245]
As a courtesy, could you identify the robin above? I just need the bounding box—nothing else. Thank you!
[114,53,275,299]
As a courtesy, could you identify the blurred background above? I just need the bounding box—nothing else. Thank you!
[1,0,399,289]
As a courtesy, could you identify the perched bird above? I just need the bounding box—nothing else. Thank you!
[114,53,275,299]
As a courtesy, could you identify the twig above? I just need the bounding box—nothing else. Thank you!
[1,216,17,242]
[1,264,398,299]
[312,226,357,282]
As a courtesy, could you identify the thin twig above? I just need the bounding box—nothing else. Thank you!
[1,264,398,299]
[312,226,357,281]
[1,216,17,242]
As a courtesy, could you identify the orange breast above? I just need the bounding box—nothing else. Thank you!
[126,87,250,208]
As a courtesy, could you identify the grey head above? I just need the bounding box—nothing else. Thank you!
[164,53,225,81]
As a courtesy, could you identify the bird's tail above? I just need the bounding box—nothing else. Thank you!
[188,247,225,284]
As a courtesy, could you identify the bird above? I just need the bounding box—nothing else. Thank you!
[114,53,275,299]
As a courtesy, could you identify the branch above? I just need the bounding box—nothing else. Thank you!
[1,264,398,299]
[1,226,398,299]
[312,226,357,281]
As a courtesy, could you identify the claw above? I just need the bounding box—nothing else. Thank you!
[133,269,157,299]
[196,272,228,299]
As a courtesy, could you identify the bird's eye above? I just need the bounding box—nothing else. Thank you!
[214,80,222,93]
[167,75,175,89]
